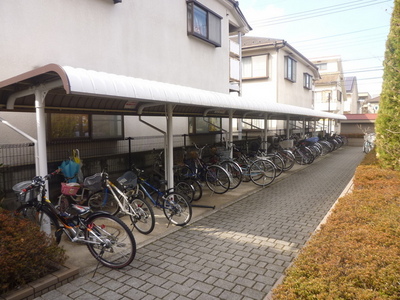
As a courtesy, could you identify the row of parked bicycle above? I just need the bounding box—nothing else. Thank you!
[11,134,347,270]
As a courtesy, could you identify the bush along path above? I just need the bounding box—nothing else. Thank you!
[272,150,400,299]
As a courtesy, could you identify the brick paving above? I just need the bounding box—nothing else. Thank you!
[34,146,365,300]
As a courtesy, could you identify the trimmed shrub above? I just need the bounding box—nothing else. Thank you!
[272,159,400,299]
[0,209,67,294]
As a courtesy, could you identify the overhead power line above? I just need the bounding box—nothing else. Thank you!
[292,25,389,44]
[249,0,391,27]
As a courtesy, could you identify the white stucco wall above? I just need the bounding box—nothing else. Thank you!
[0,0,247,144]
[0,0,236,93]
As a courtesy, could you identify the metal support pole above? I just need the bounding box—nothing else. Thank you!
[263,114,269,150]
[286,116,290,139]
[166,104,174,189]
[0,117,39,175]
[228,110,233,158]
[35,88,51,234]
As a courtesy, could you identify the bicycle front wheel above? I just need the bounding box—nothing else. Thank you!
[85,213,136,269]
[220,160,243,189]
[249,159,276,187]
[14,204,62,244]
[162,192,192,226]
[129,197,155,235]
[88,191,120,215]
[205,165,230,194]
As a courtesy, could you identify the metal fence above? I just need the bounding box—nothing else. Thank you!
[0,131,273,203]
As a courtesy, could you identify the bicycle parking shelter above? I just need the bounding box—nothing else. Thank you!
[0,64,346,188]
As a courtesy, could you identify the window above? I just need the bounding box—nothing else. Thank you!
[284,56,296,82]
[49,113,123,140]
[92,115,123,139]
[189,117,221,134]
[314,63,327,70]
[303,73,312,89]
[243,55,268,79]
[315,90,331,103]
[187,0,222,47]
[50,113,89,139]
[337,90,342,102]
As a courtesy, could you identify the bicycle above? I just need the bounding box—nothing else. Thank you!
[129,165,192,226]
[87,171,156,235]
[13,170,136,269]
[151,149,199,202]
[176,143,231,194]
[209,146,243,190]
[363,132,376,153]
[232,146,277,187]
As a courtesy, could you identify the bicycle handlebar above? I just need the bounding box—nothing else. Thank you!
[21,169,60,193]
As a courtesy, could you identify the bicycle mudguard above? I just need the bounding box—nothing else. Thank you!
[84,211,113,220]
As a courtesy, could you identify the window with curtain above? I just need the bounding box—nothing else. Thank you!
[284,56,297,82]
[243,55,268,79]
[303,73,312,89]
[187,1,222,47]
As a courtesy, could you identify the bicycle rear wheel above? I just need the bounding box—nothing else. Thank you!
[205,165,230,194]
[14,204,62,244]
[162,192,192,226]
[85,213,136,269]
[184,178,203,201]
[129,197,155,235]
[88,191,120,215]
[175,180,195,203]
[249,159,276,187]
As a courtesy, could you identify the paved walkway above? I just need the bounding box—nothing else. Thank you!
[34,146,365,300]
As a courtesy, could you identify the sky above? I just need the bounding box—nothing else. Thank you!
[238,0,394,97]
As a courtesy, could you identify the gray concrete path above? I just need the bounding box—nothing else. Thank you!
[34,146,365,300]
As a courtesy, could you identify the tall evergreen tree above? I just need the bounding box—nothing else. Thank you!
[375,0,400,170]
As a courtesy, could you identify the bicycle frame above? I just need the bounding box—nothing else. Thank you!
[98,176,141,219]
[137,178,173,208]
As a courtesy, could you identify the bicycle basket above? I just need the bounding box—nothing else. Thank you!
[83,173,102,191]
[61,182,81,196]
[13,181,40,203]
[117,171,137,188]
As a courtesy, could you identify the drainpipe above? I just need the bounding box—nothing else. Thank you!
[274,41,286,104]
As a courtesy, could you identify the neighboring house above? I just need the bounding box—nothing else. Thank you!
[358,92,372,114]
[0,0,251,144]
[344,76,359,114]
[363,95,380,114]
[234,36,321,135]
[311,56,346,134]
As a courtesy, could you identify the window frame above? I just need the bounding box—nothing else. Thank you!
[187,0,222,47]
[284,56,297,82]
[48,113,124,141]
[303,73,312,90]
[189,117,222,134]
[242,54,269,80]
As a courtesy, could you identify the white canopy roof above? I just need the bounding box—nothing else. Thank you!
[0,64,346,120]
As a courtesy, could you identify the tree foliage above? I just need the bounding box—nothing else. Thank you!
[375,0,400,170]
